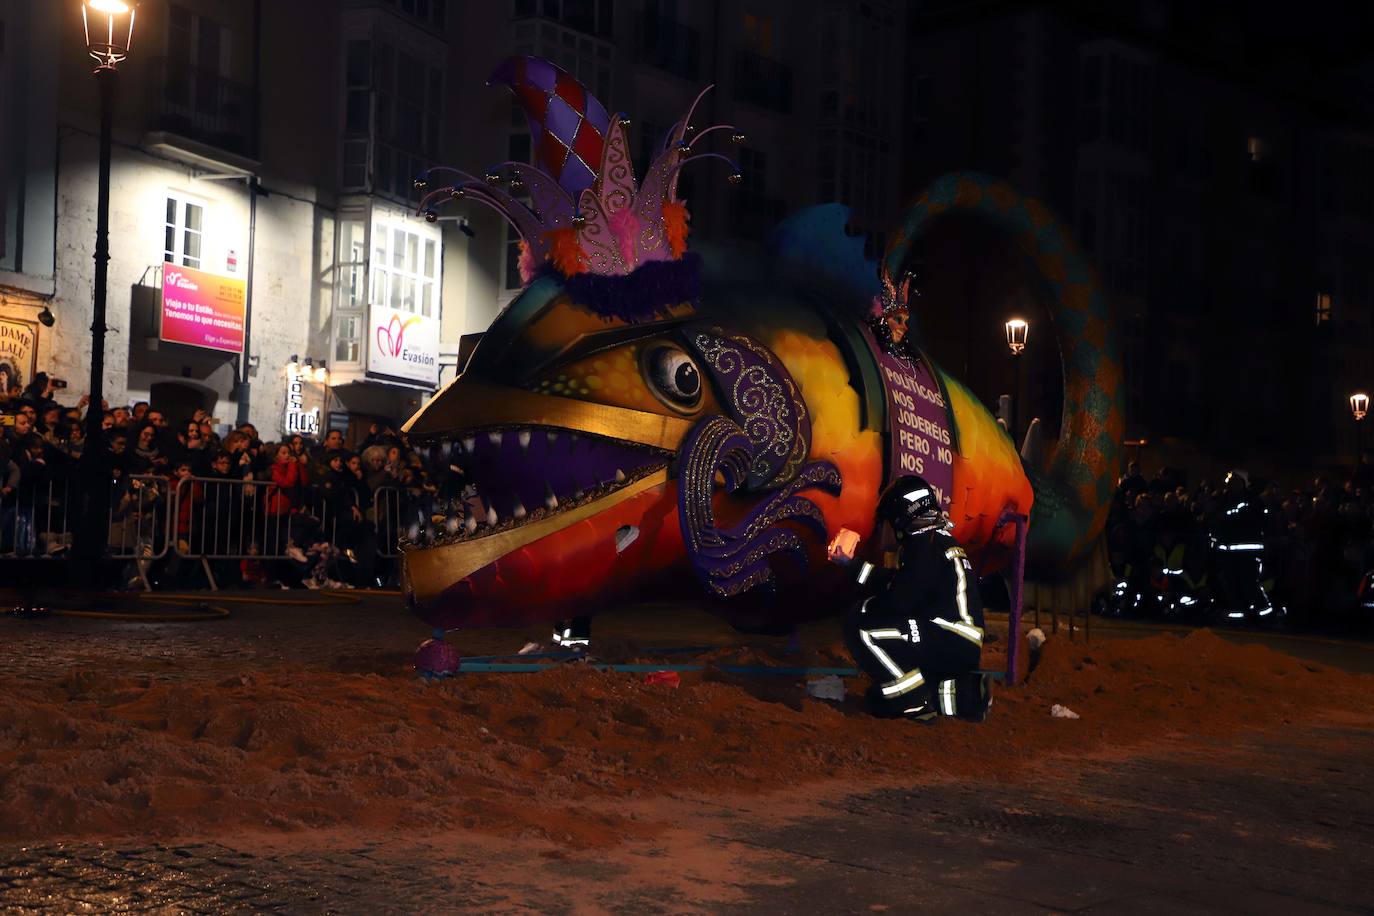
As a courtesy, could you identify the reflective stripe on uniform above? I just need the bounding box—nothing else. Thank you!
[859,628,905,679]
[932,616,983,645]
[880,667,926,698]
[938,679,957,716]
[857,562,874,584]
[945,546,975,628]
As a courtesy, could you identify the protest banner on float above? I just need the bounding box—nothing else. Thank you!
[860,326,956,512]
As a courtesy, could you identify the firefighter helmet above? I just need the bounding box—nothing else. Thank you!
[877,475,943,536]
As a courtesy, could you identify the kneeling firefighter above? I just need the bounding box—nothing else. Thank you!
[827,475,993,723]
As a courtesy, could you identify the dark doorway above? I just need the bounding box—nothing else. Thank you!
[149,381,217,425]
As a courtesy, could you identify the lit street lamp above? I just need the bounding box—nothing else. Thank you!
[1352,392,1369,466]
[76,0,136,564]
[1005,318,1029,444]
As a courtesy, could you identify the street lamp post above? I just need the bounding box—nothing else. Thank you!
[1352,392,1369,467]
[76,1,136,564]
[1005,318,1029,445]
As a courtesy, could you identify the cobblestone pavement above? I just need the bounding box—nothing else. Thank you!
[2,720,1371,913]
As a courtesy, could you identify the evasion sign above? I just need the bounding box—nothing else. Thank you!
[161,262,246,354]
[366,304,439,387]
[862,328,956,512]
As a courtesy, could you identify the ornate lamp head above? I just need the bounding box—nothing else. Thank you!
[415,56,744,321]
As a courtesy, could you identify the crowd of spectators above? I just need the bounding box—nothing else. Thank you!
[1105,459,1374,629]
[0,371,470,590]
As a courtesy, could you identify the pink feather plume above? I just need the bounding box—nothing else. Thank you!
[608,207,641,272]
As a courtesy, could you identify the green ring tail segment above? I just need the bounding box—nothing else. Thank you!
[883,172,1125,575]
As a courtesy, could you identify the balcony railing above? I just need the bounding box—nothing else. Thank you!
[637,12,700,81]
[734,50,792,114]
[148,57,259,159]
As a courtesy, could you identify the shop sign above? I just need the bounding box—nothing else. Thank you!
[366,305,439,387]
[161,262,246,354]
[0,316,37,392]
[283,364,323,437]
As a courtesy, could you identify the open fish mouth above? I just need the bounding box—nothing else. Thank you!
[404,425,671,549]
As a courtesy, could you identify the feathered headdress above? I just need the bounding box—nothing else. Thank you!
[414,56,744,321]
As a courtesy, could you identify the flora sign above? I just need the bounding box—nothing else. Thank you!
[283,362,321,436]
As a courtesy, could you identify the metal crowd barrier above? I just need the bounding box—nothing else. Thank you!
[373,486,405,560]
[0,475,77,559]
[2,472,421,588]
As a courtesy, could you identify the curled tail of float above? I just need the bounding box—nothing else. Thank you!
[882,172,1125,577]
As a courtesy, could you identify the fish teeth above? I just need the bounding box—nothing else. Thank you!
[518,430,531,450]
[461,436,475,453]
[464,515,477,534]
[445,516,462,534]
[512,497,527,519]
[486,506,498,527]
[544,485,558,511]
[488,431,503,448]
[614,468,626,483]
[546,430,557,448]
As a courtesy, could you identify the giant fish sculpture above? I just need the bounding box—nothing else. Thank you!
[401,56,1123,669]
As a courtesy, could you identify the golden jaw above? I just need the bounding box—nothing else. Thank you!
[399,323,713,588]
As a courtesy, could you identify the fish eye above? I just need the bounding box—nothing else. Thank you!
[642,343,702,412]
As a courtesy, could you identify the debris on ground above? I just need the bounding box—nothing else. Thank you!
[805,675,847,702]
[643,670,681,688]
[1050,704,1080,719]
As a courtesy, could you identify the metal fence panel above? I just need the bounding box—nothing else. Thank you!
[107,474,173,560]
[0,472,414,566]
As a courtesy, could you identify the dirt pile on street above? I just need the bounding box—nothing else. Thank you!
[1,629,1368,848]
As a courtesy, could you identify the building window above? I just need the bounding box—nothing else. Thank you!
[371,219,440,317]
[336,315,362,363]
[514,0,614,39]
[1315,292,1332,325]
[164,196,204,268]
[343,39,444,199]
[335,219,366,364]
[520,20,612,99]
[737,146,766,194]
[742,11,773,55]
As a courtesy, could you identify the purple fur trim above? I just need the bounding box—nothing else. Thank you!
[538,253,702,323]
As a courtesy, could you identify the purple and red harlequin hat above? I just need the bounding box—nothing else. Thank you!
[414,55,746,317]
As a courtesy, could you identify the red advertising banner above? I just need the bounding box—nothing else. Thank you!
[161,262,246,354]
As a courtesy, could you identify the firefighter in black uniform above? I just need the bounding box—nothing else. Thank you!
[1209,469,1277,622]
[828,475,993,722]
